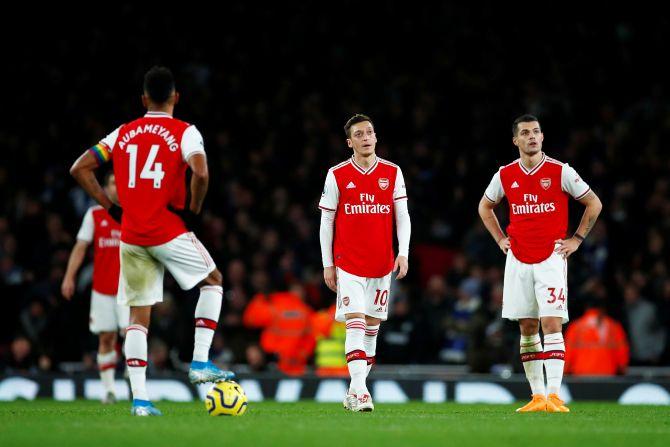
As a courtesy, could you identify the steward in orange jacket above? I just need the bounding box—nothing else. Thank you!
[564,308,629,375]
[243,286,315,376]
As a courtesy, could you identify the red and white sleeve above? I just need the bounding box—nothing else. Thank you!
[76,208,94,243]
[561,164,591,200]
[484,170,504,203]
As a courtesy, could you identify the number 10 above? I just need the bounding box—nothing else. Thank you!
[374,289,389,306]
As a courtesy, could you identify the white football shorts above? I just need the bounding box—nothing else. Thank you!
[335,267,392,322]
[89,290,130,333]
[118,232,216,307]
[502,246,569,324]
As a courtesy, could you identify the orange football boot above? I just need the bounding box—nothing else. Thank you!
[515,394,547,412]
[546,393,570,413]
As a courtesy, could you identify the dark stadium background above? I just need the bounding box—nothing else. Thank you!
[1,5,669,378]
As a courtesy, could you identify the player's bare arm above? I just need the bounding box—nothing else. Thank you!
[61,239,90,300]
[70,151,115,211]
[186,153,209,214]
[478,195,510,254]
[555,190,603,258]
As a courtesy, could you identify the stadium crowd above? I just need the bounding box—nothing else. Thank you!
[1,6,669,375]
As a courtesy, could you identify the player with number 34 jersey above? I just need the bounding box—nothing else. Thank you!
[478,114,602,414]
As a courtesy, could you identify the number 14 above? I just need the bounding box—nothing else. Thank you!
[127,144,165,188]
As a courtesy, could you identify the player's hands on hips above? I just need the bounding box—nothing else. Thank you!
[323,266,337,292]
[394,255,409,280]
[107,204,123,224]
[555,237,581,258]
[498,236,511,254]
[167,205,198,231]
[61,277,75,300]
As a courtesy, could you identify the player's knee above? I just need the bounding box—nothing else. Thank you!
[205,269,223,287]
[99,332,116,351]
[129,306,151,328]
[519,319,540,335]
[365,316,381,326]
[541,319,562,334]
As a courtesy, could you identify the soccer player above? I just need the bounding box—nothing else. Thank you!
[478,114,602,413]
[70,66,234,416]
[61,172,129,404]
[319,114,411,412]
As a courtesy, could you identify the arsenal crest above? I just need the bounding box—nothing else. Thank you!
[378,178,389,190]
[343,296,350,306]
[540,178,551,190]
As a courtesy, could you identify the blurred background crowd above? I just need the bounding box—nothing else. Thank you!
[1,5,669,376]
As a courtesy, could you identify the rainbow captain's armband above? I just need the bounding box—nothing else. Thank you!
[89,143,112,165]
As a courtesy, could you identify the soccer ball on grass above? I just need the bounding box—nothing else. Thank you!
[205,381,248,416]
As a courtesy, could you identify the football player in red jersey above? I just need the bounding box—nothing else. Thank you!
[478,114,602,413]
[319,114,411,412]
[62,173,128,404]
[70,67,234,416]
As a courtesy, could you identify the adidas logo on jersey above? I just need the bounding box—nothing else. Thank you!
[346,182,356,189]
[101,220,108,227]
[511,181,519,188]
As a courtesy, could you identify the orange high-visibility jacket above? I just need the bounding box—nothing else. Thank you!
[243,291,315,375]
[564,309,630,376]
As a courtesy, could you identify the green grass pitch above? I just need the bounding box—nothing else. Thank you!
[1,401,669,447]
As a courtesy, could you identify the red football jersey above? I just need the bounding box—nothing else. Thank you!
[94,112,205,246]
[319,157,407,277]
[484,154,591,264]
[77,206,121,295]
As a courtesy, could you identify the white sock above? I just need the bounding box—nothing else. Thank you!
[345,318,367,395]
[520,334,545,396]
[125,324,149,401]
[543,332,565,395]
[364,324,379,377]
[97,351,117,394]
[193,285,223,362]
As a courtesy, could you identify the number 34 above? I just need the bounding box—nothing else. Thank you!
[547,287,566,304]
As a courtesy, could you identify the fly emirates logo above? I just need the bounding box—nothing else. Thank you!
[512,194,556,215]
[344,193,391,215]
[98,230,121,248]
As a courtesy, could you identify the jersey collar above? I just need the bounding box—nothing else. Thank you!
[144,111,173,118]
[351,155,379,175]
[518,153,546,176]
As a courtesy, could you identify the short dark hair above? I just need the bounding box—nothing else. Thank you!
[512,114,540,136]
[143,66,175,104]
[344,114,373,137]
